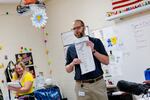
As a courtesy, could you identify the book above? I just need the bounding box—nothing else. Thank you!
[7,81,22,88]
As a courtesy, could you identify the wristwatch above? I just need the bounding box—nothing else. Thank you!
[92,50,96,54]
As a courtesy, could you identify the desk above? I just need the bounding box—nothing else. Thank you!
[107,85,133,100]
[108,93,133,100]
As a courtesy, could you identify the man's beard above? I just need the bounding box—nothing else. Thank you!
[75,31,84,38]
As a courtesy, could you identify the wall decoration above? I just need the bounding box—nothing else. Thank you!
[4,55,8,60]
[107,36,118,47]
[0,12,10,16]
[106,0,150,21]
[16,0,48,28]
[29,48,32,51]
[26,65,36,78]
[0,63,4,69]
[16,47,36,79]
[24,48,28,51]
[15,52,34,65]
[48,60,51,66]
[0,45,3,51]
[16,0,46,15]
[24,0,37,5]
[92,27,121,51]
[19,47,32,53]
[31,9,48,28]
[45,49,49,55]
[41,27,52,67]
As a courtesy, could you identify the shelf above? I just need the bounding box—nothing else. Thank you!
[105,4,150,21]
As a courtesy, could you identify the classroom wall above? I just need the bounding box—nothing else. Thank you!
[0,4,51,78]
[1,1,148,100]
[0,1,115,99]
[46,0,113,99]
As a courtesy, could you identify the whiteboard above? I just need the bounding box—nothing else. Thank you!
[91,13,150,83]
[113,13,150,82]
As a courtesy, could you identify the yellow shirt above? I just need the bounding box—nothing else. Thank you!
[12,72,34,96]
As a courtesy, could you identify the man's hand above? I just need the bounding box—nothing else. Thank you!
[86,40,109,65]
[72,58,81,65]
[66,58,81,73]
[86,41,95,52]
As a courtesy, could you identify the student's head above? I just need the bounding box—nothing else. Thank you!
[72,19,85,38]
[14,62,26,77]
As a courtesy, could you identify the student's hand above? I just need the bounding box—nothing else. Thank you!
[8,86,20,91]
[8,86,16,91]
[87,41,95,52]
[72,58,81,65]
[143,80,150,84]
[8,86,13,90]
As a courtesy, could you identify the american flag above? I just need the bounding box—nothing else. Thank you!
[112,0,144,10]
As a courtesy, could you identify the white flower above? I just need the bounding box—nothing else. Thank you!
[31,9,48,28]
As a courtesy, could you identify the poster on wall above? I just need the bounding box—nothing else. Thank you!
[26,66,36,78]
[61,26,90,58]
[61,30,77,58]
[15,52,34,65]
[15,52,36,78]
[92,27,120,51]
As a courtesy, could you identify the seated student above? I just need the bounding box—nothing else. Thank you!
[117,80,150,96]
[8,62,34,99]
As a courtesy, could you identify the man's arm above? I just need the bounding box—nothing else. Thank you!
[87,40,109,65]
[65,58,81,73]
[66,62,74,73]
[93,50,109,65]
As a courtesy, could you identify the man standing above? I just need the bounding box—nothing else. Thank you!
[65,19,109,100]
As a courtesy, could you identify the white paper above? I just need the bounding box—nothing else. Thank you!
[61,26,89,47]
[61,31,77,46]
[7,81,22,88]
[78,91,85,96]
[75,37,96,75]
[92,27,124,51]
[109,51,123,76]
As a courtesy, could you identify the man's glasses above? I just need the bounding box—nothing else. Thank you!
[72,25,83,30]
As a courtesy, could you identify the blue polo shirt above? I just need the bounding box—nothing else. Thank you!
[66,36,108,80]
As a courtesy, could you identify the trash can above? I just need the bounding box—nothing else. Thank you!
[34,85,62,100]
